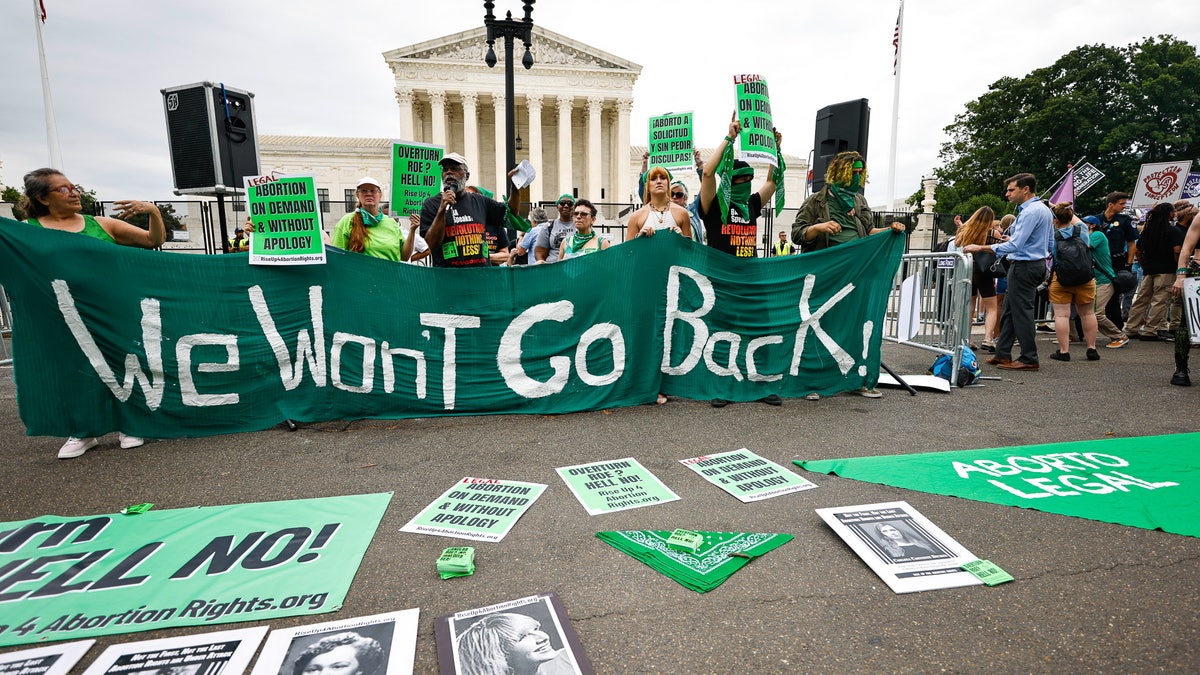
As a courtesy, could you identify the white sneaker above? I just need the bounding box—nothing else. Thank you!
[858,387,884,399]
[58,437,98,459]
[118,433,145,449]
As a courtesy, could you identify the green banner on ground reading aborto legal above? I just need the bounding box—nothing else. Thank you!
[796,433,1200,538]
[0,493,392,647]
[400,477,547,542]
[556,458,680,515]
[648,112,694,173]
[733,74,777,165]
[391,140,443,217]
[0,220,904,437]
[680,448,817,502]
[244,174,325,265]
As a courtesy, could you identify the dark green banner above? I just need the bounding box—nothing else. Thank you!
[0,493,391,646]
[796,433,1200,538]
[0,218,903,438]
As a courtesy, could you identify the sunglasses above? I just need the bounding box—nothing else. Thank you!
[573,211,593,218]
[671,191,686,199]
[558,201,574,207]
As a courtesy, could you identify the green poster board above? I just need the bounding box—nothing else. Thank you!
[647,112,695,173]
[391,141,444,218]
[733,74,777,165]
[556,458,680,515]
[400,477,547,542]
[0,493,392,646]
[244,174,325,265]
[680,448,817,502]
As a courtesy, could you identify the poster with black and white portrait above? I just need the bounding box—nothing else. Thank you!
[816,501,983,593]
[80,626,267,675]
[434,592,593,675]
[249,608,419,675]
[0,639,94,675]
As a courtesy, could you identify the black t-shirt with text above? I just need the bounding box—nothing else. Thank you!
[419,192,507,268]
[701,192,763,258]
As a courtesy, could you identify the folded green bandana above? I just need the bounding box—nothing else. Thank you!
[596,530,792,593]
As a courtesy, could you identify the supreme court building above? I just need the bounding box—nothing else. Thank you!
[259,25,805,218]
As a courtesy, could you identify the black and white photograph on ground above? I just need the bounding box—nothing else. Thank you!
[0,639,94,675]
[80,627,267,675]
[434,592,593,675]
[249,608,419,675]
[815,501,984,594]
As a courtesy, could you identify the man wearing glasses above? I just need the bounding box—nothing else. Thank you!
[534,193,578,263]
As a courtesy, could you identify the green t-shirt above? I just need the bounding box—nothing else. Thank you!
[1089,230,1116,284]
[332,212,405,262]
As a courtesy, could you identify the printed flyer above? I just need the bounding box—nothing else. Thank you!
[80,626,267,675]
[251,609,420,675]
[556,458,680,515]
[400,478,546,542]
[434,592,593,675]
[680,448,817,502]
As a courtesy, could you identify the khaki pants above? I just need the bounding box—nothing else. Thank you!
[1127,272,1176,336]
[1094,282,1126,341]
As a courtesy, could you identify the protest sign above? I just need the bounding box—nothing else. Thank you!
[435,592,593,675]
[0,640,93,675]
[0,220,904,437]
[680,448,817,502]
[1073,161,1105,197]
[251,609,420,675]
[647,112,695,173]
[0,493,391,647]
[80,627,266,675]
[391,141,444,217]
[815,501,984,594]
[245,173,326,265]
[400,477,546,542]
[797,433,1200,537]
[556,458,679,515]
[1131,160,1193,207]
[733,74,777,165]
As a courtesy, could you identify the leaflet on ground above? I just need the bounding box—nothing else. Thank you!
[401,478,546,542]
[679,448,817,502]
[556,458,680,515]
[251,609,420,675]
[434,592,593,675]
[80,626,266,675]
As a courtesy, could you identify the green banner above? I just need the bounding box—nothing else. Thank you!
[796,433,1200,538]
[391,141,443,217]
[244,174,325,265]
[733,74,777,165]
[647,112,694,173]
[0,493,392,646]
[0,218,903,438]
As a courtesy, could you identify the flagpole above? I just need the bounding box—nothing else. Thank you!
[886,0,903,210]
[34,0,64,170]
[1040,156,1086,199]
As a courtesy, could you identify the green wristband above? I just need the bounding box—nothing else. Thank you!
[1179,268,1191,274]
[724,136,734,143]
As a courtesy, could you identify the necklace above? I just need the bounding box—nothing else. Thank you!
[649,202,669,227]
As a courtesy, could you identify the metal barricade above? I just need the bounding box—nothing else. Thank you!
[0,284,11,366]
[883,251,974,385]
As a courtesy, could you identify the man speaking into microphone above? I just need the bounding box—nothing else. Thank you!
[420,152,515,268]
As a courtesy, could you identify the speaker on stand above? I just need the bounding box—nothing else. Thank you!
[810,98,870,195]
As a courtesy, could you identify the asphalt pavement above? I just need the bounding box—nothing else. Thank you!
[1,332,1197,673]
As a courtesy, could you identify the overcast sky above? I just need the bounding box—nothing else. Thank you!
[1,0,1196,209]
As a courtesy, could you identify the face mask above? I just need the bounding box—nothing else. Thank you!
[731,181,753,205]
[849,173,862,191]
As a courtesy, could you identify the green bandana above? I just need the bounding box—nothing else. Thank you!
[772,151,787,217]
[357,208,383,227]
[596,530,793,593]
[715,142,738,220]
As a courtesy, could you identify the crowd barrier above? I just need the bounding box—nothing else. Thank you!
[0,285,11,366]
[882,250,974,385]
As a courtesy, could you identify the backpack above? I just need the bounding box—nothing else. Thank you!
[1053,225,1094,287]
[929,346,982,387]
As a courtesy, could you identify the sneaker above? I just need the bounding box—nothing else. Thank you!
[857,387,883,398]
[1050,351,1070,361]
[805,393,821,401]
[119,433,144,449]
[1086,348,1100,361]
[1105,337,1129,349]
[58,437,98,459]
[710,398,729,408]
[759,394,783,406]
[1137,334,1159,341]
[979,340,996,353]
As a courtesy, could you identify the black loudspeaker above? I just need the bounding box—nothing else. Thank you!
[161,82,260,195]
[811,98,870,194]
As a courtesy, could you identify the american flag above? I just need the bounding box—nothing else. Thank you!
[893,2,903,75]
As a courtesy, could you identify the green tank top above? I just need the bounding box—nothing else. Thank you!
[28,214,117,244]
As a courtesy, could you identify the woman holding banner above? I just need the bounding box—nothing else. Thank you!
[332,177,408,262]
[20,167,165,459]
[559,199,610,260]
[625,166,691,241]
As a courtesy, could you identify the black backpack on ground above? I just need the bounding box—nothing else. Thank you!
[1053,225,1094,287]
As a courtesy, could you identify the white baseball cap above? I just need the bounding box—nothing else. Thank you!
[438,152,470,172]
[356,176,382,190]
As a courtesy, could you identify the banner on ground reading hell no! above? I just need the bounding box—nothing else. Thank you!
[245,174,326,265]
[647,112,695,174]
[796,433,1200,538]
[391,141,444,217]
[734,74,776,166]
[0,218,904,438]
[0,493,392,647]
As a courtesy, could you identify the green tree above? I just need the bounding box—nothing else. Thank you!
[121,203,182,240]
[936,35,1200,216]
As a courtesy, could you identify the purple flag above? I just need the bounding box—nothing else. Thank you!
[1049,166,1075,205]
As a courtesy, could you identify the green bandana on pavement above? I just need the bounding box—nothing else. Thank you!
[596,530,793,593]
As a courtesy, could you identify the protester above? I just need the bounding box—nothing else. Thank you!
[1166,201,1196,335]
[1169,204,1200,386]
[1046,203,1100,362]
[456,613,575,675]
[626,166,691,241]
[994,213,1016,319]
[290,632,384,675]
[512,206,549,266]
[962,173,1053,371]
[1094,191,1138,328]
[333,177,406,262]
[559,199,610,260]
[954,206,1003,351]
[1125,202,1183,341]
[20,167,165,459]
[670,178,706,245]
[792,151,905,252]
[421,153,512,268]
[699,114,781,258]
[534,194,577,263]
[1081,215,1130,349]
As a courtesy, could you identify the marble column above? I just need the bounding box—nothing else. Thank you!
[526,94,544,203]
[395,88,415,141]
[461,92,480,183]
[615,97,633,203]
[557,95,574,199]
[586,96,603,202]
[429,90,448,148]
[492,93,506,194]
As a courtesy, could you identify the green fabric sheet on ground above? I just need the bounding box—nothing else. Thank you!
[596,530,792,593]
[796,433,1200,538]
